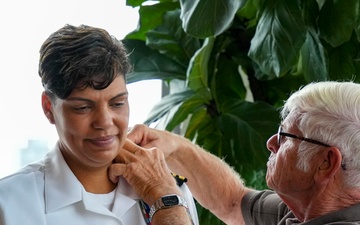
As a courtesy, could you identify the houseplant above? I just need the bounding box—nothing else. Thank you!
[122,0,360,224]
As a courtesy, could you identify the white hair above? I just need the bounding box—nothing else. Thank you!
[281,81,360,187]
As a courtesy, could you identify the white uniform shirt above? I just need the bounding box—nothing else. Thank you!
[0,143,199,225]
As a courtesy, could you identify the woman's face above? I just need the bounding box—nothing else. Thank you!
[43,76,129,170]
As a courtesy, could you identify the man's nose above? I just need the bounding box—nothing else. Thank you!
[266,134,279,154]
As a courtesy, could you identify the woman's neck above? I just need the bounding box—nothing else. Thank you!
[60,148,117,194]
[75,167,117,194]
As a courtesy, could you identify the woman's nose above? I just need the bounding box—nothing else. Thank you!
[93,107,113,129]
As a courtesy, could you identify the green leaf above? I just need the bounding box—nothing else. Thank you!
[318,0,359,47]
[190,120,226,157]
[355,6,360,42]
[179,0,246,38]
[300,0,320,27]
[184,108,211,140]
[327,34,360,81]
[122,39,187,83]
[219,100,279,160]
[191,99,278,188]
[225,100,279,136]
[127,0,176,7]
[125,2,179,40]
[126,0,142,7]
[187,37,216,91]
[300,30,329,82]
[166,93,209,131]
[146,10,201,67]
[261,75,307,107]
[144,90,195,125]
[248,0,307,78]
[211,55,246,106]
[237,0,259,21]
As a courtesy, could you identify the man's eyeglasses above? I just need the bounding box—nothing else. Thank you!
[277,126,346,170]
[277,126,330,147]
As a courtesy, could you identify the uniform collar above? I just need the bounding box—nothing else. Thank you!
[112,178,139,217]
[44,143,83,213]
[43,142,138,215]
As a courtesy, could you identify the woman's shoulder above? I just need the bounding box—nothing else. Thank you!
[0,159,45,189]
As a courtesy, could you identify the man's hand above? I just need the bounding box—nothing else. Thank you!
[125,124,248,225]
[127,124,184,158]
[109,139,181,205]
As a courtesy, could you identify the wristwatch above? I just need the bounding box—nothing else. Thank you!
[149,194,188,219]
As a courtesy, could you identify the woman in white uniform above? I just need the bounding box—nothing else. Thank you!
[0,24,198,225]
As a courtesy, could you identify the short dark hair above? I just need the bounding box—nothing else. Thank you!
[38,24,131,99]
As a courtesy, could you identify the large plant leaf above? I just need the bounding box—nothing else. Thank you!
[356,9,360,42]
[165,90,210,131]
[144,90,195,125]
[191,99,278,169]
[261,74,307,107]
[217,100,279,164]
[126,0,144,7]
[187,37,216,91]
[123,39,187,83]
[317,0,359,47]
[190,99,278,189]
[126,0,176,7]
[184,107,212,140]
[179,0,246,38]
[300,30,329,82]
[146,10,201,67]
[248,0,307,78]
[125,2,179,40]
[300,0,320,27]
[211,55,247,106]
[327,34,360,81]
[237,0,259,21]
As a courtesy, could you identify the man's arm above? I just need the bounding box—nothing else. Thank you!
[126,124,251,225]
[109,139,192,225]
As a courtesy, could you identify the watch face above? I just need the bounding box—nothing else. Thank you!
[162,195,179,206]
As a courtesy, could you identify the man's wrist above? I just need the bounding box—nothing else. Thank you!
[149,194,188,219]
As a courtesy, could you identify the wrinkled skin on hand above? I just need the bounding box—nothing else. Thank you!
[126,124,181,158]
[109,139,180,205]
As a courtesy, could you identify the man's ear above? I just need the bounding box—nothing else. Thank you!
[41,92,55,124]
[315,147,342,182]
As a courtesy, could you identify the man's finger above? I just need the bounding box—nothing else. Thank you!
[114,147,136,164]
[109,163,126,183]
[123,138,143,153]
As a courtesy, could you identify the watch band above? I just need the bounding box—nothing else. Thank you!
[149,194,188,219]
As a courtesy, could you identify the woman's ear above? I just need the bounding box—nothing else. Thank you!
[314,147,342,182]
[41,92,55,124]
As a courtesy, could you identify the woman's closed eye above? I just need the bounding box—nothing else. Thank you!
[73,105,92,113]
[111,101,126,108]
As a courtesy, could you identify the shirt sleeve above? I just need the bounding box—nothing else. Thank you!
[241,190,293,225]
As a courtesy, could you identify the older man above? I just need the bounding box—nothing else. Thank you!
[112,81,360,225]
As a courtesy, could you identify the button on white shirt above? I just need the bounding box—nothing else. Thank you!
[0,143,199,225]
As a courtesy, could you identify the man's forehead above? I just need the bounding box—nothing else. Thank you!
[281,113,299,129]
